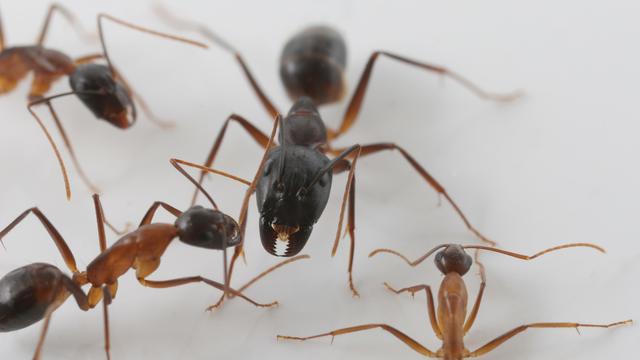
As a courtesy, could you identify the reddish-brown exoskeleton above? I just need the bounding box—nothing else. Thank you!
[277,243,632,359]
[0,4,208,199]
[0,117,309,359]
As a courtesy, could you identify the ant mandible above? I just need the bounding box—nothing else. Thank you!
[0,117,308,359]
[277,243,632,358]
[0,4,208,199]
[157,8,520,297]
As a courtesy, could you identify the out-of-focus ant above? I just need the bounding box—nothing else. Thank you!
[0,4,208,199]
[277,243,632,358]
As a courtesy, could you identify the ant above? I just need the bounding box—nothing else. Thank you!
[277,243,632,358]
[157,7,521,297]
[0,117,308,359]
[0,4,208,199]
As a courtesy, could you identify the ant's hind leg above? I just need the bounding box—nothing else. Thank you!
[467,320,632,357]
[278,324,438,357]
[330,51,522,140]
[31,310,54,360]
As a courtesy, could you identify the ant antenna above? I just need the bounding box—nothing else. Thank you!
[170,159,219,210]
[462,243,606,260]
[369,244,448,267]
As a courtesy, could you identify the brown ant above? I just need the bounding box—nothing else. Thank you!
[0,117,308,359]
[0,4,208,199]
[156,7,521,298]
[277,243,632,359]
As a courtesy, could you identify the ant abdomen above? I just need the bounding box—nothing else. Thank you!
[279,26,347,106]
[69,63,136,129]
[0,263,66,332]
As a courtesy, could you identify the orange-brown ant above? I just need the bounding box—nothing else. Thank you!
[0,117,308,359]
[277,243,632,359]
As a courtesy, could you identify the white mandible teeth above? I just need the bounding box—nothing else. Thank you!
[274,240,289,257]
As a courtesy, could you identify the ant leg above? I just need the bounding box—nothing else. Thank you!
[102,287,112,360]
[32,309,54,360]
[329,51,522,140]
[28,96,100,199]
[277,324,438,357]
[36,3,94,46]
[463,250,486,334]
[75,53,104,65]
[0,6,4,51]
[154,4,280,118]
[138,201,183,226]
[214,254,310,303]
[323,145,362,296]
[110,69,175,129]
[0,207,79,273]
[188,114,270,206]
[92,193,130,238]
[383,283,442,339]
[332,142,496,246]
[467,320,632,357]
[214,115,282,307]
[137,276,278,308]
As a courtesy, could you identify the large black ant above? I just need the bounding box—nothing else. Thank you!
[277,243,632,358]
[0,4,208,199]
[0,117,308,359]
[157,8,521,298]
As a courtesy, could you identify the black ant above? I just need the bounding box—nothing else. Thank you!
[277,243,632,358]
[0,117,308,359]
[0,4,208,199]
[157,8,521,297]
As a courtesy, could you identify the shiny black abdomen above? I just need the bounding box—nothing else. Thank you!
[0,263,65,332]
[279,26,347,106]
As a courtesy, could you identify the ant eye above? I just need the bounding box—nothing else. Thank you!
[263,161,273,176]
[318,174,328,187]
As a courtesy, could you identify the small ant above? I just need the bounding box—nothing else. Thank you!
[0,117,308,359]
[0,4,208,199]
[277,243,632,359]
[157,7,521,297]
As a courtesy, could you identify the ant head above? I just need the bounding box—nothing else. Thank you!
[69,64,136,129]
[174,206,240,250]
[255,146,332,257]
[434,244,473,276]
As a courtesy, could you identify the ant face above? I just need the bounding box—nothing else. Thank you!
[174,206,240,250]
[69,64,136,129]
[256,146,332,257]
[434,245,473,276]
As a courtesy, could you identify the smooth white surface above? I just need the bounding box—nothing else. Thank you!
[0,0,638,359]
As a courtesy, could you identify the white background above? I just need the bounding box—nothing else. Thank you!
[0,0,637,359]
